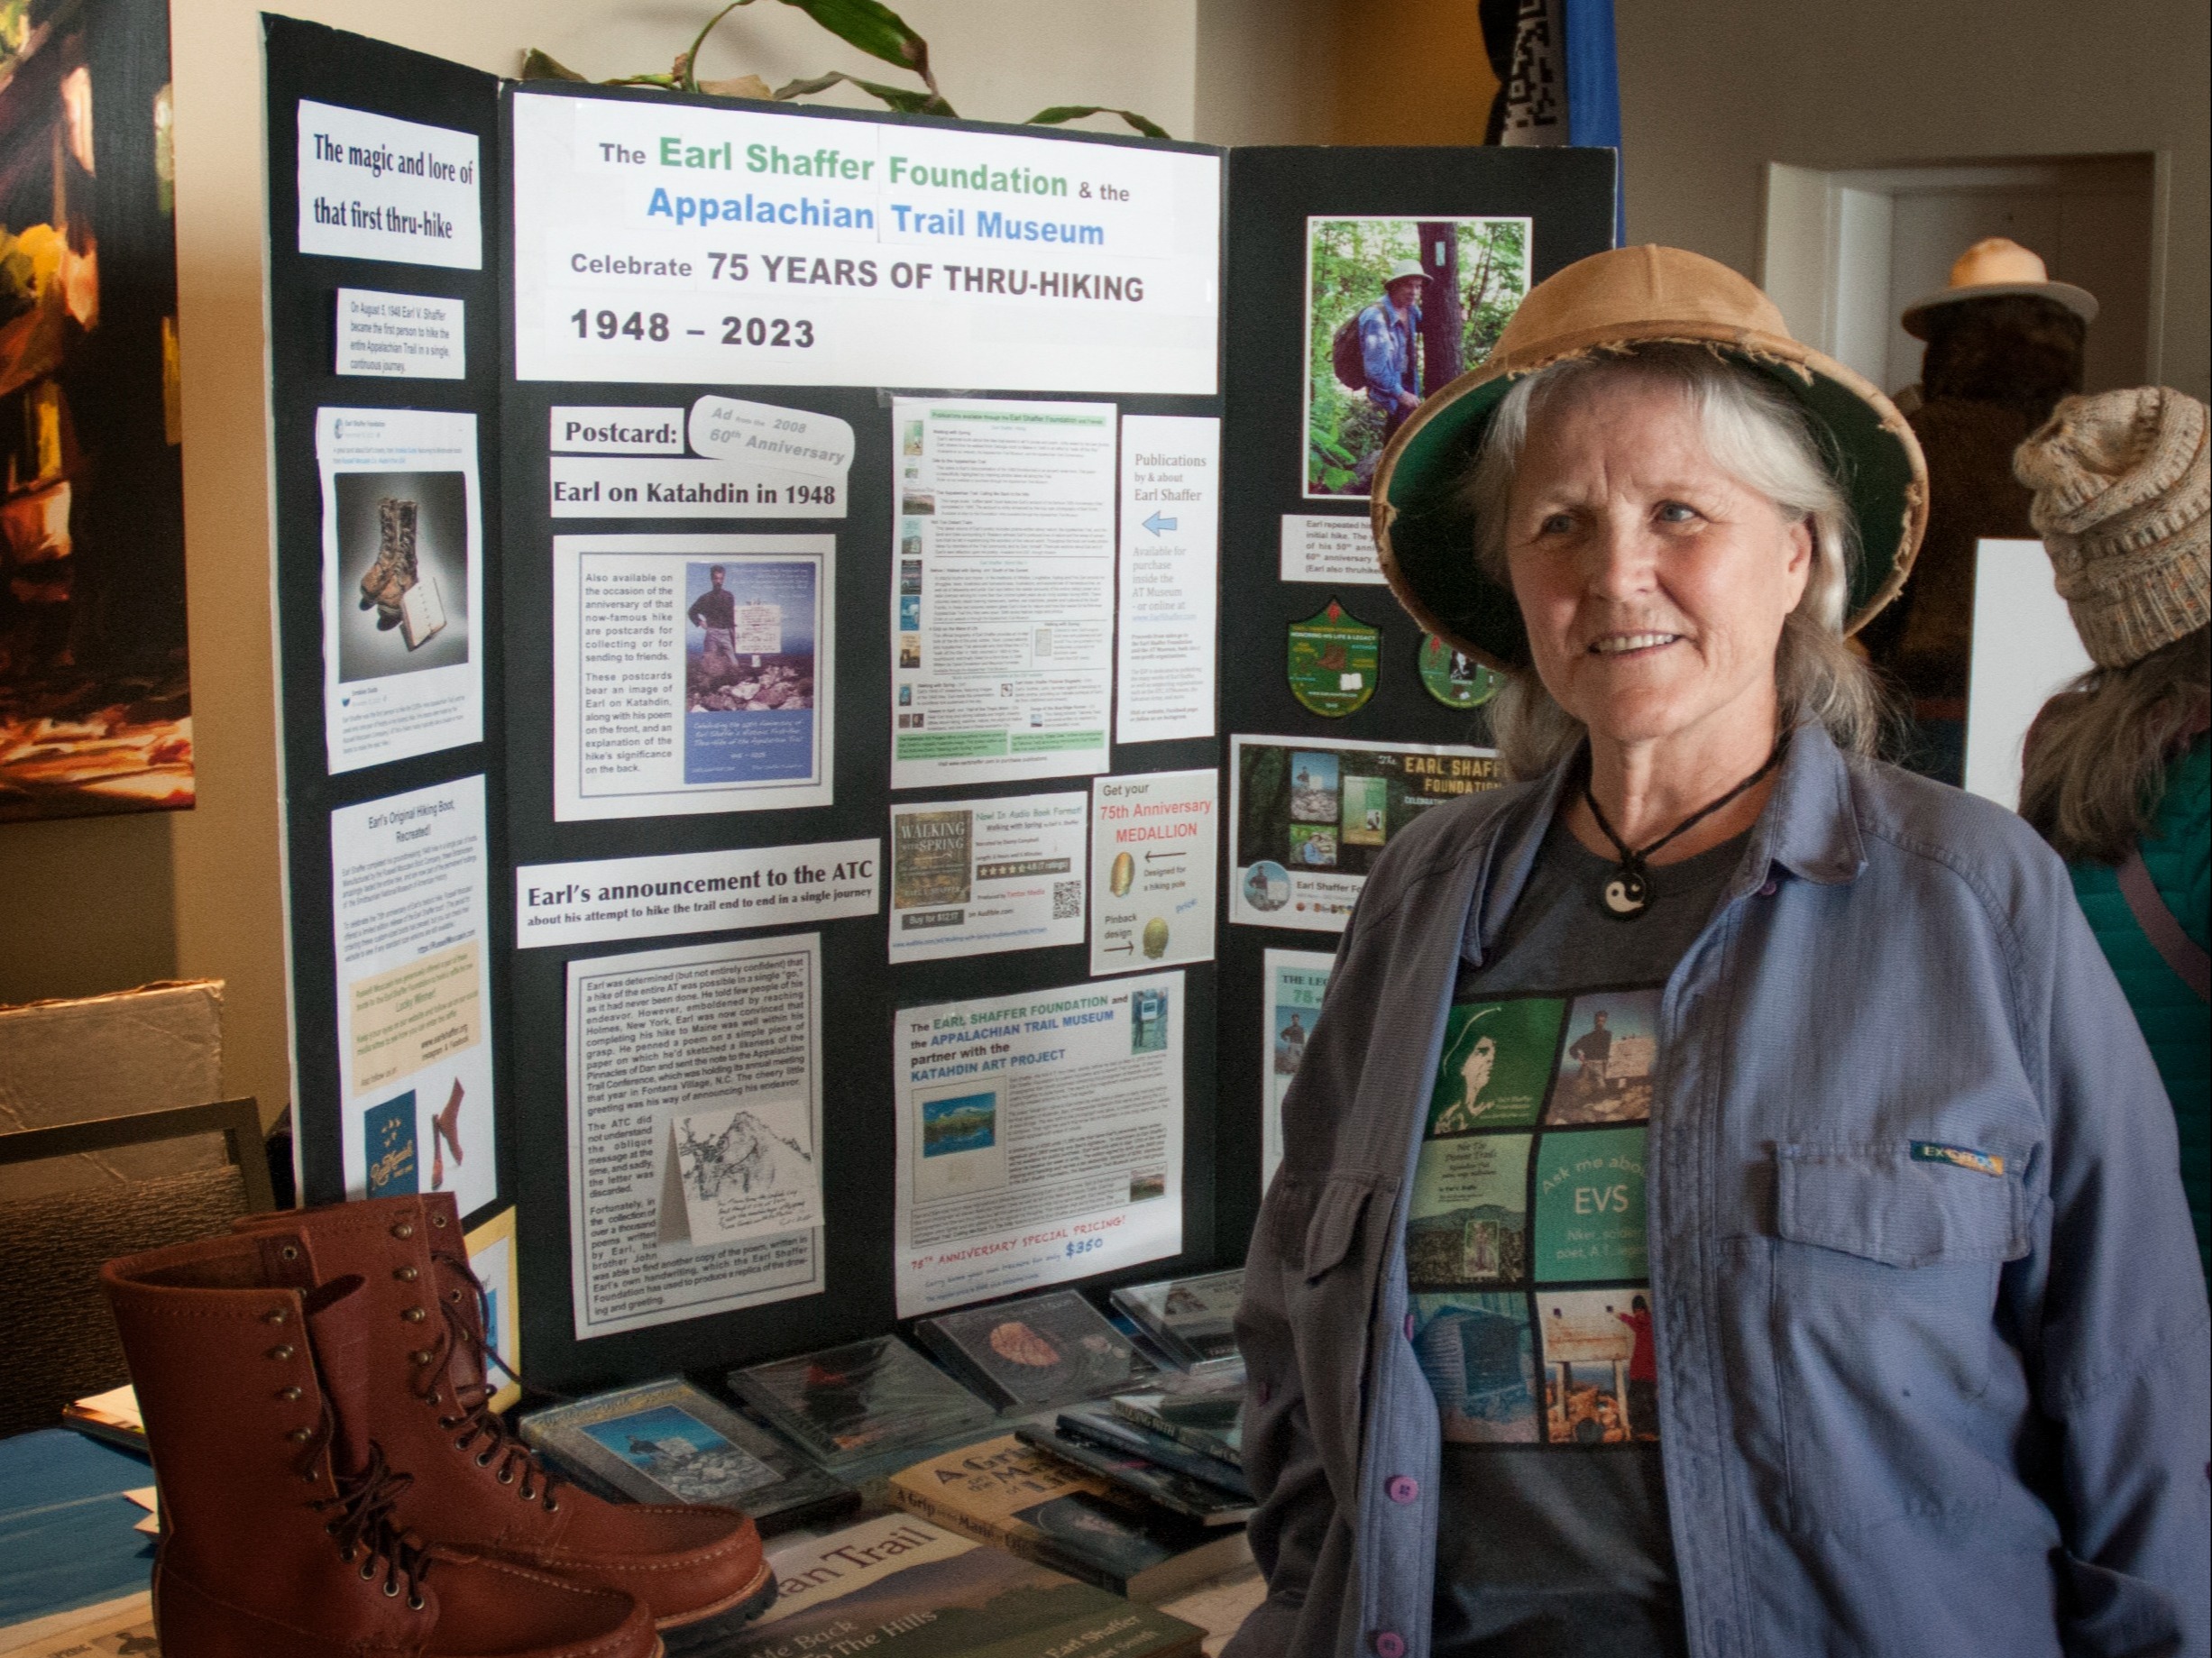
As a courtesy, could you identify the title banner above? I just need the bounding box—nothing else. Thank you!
[509,92,1221,393]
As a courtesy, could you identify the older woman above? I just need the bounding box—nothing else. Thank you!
[1226,248,2209,1658]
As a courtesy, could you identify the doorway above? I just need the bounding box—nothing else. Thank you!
[1759,154,2160,399]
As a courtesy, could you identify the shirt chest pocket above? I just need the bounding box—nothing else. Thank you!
[1766,1142,2033,1535]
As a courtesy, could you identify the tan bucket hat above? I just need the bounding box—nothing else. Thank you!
[1372,244,1929,671]
[1900,237,2097,339]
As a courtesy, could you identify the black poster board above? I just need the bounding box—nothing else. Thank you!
[263,15,1615,1397]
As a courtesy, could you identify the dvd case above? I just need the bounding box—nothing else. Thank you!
[914,1289,1156,1410]
[520,1377,856,1534]
[728,1335,997,1471]
[1110,1269,1244,1367]
[1015,1421,1253,1525]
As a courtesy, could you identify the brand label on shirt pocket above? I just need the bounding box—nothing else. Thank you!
[1910,1140,2005,1178]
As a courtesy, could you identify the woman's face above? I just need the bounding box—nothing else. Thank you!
[1502,373,1812,755]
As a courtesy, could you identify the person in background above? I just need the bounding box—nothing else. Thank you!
[688,563,738,669]
[1360,260,1430,442]
[2016,385,2210,1278]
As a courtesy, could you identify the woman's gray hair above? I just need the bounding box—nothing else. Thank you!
[1463,343,1889,778]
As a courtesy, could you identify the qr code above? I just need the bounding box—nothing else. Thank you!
[1053,881,1083,920]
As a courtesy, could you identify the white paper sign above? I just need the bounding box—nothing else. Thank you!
[1090,769,1217,976]
[297,100,482,270]
[895,973,1184,1316]
[1117,416,1219,744]
[330,775,497,1218]
[890,398,1115,789]
[516,840,879,948]
[888,793,1088,962]
[568,935,825,1338]
[552,534,834,820]
[1280,514,1386,585]
[335,289,464,379]
[509,92,1220,392]
[317,408,483,774]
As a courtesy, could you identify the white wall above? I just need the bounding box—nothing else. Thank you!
[1617,0,2209,401]
[1,2,1198,1132]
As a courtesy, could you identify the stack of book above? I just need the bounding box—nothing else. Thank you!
[889,1434,1250,1603]
[61,1383,145,1452]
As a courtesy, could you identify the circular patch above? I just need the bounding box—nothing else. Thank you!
[1418,634,1500,710]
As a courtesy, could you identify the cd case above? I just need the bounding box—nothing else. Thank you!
[914,1288,1156,1410]
[519,1377,856,1534]
[728,1335,997,1471]
[1110,1269,1244,1367]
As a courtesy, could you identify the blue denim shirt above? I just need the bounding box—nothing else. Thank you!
[1359,299,1421,405]
[1228,727,2211,1658]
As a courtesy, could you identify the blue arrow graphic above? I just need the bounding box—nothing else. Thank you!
[1143,511,1178,536]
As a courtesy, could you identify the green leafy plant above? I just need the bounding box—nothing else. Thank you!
[524,0,1167,137]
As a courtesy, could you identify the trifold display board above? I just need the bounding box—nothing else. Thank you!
[264,14,1614,1391]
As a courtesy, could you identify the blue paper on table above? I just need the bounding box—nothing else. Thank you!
[0,1428,154,1626]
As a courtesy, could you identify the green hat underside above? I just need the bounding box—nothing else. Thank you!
[1382,350,1917,671]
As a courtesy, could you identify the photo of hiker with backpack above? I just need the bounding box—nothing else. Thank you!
[1305,216,1531,499]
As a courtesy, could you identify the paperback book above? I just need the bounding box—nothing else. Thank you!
[519,1377,855,1534]
[1055,1401,1253,1500]
[728,1335,997,1472]
[60,1384,145,1453]
[913,1288,1155,1410]
[1016,1419,1254,1525]
[1110,1269,1244,1367]
[888,1434,1250,1603]
[722,1511,1206,1658]
[1109,1386,1244,1470]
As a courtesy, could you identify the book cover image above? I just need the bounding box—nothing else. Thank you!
[730,1336,995,1469]
[363,1090,418,1196]
[521,1377,854,1529]
[893,808,972,909]
[918,1289,1152,1409]
[731,1513,1202,1658]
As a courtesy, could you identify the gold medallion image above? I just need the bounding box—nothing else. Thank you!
[1142,917,1170,958]
[1110,850,1135,895]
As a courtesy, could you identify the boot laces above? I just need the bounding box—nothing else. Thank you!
[423,1248,563,1511]
[310,1441,430,1610]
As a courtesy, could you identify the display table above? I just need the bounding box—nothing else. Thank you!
[0,1430,154,1631]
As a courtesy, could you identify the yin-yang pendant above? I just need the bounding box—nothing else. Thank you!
[1601,863,1653,920]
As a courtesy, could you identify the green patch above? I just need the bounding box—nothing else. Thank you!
[1427,998,1565,1134]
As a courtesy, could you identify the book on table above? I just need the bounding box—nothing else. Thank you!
[1015,1417,1254,1525]
[888,1434,1250,1604]
[1054,1401,1253,1499]
[721,1511,1207,1657]
[519,1376,856,1535]
[1110,1269,1245,1368]
[1108,1383,1244,1470]
[61,1384,145,1452]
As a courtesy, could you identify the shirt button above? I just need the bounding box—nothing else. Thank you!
[1403,1312,1415,1340]
[1758,878,1778,897]
[1258,1380,1272,1405]
[1387,1475,1418,1503]
[1374,1634,1406,1658]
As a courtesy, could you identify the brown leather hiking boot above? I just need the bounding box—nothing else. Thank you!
[102,1229,660,1658]
[235,1195,775,1646]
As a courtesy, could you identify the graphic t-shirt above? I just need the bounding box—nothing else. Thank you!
[1417,818,1748,1658]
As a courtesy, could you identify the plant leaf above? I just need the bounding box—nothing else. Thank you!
[680,1,752,93]
[771,69,954,116]
[697,73,775,99]
[1026,105,1170,140]
[519,48,588,82]
[776,0,934,91]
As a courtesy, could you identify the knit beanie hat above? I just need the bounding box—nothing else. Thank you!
[2014,386,2209,667]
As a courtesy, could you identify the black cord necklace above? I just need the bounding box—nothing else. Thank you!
[1582,739,1786,921]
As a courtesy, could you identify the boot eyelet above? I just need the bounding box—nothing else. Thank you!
[267,1344,295,1361]
[409,1350,434,1366]
[546,1498,559,1513]
[408,1595,425,1612]
[454,1436,472,1451]
[278,1387,303,1402]
[395,1267,418,1282]
[392,1223,415,1240]
[360,1560,376,1580]
[475,1452,495,1468]
[286,1428,311,1444]
[497,1467,513,1484]
[263,1309,289,1324]
[519,1482,535,1500]
[383,1579,400,1598]
[437,1416,456,1429]
[426,1391,441,1406]
[431,1214,447,1228]
[280,1245,300,1261]
[402,1307,426,1324]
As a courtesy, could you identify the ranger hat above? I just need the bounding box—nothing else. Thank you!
[1385,258,1430,286]
[1371,244,1929,671]
[1900,237,2097,339]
